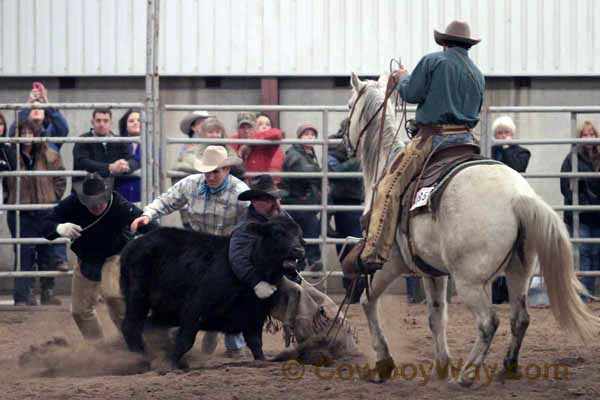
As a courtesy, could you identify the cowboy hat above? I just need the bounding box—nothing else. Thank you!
[73,173,113,208]
[193,145,243,173]
[179,111,214,136]
[434,20,481,46]
[238,174,285,201]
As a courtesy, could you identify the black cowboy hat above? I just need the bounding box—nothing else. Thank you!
[434,20,481,46]
[72,173,113,208]
[238,175,285,201]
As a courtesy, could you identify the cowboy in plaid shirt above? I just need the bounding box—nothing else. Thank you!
[132,146,249,236]
[131,145,250,356]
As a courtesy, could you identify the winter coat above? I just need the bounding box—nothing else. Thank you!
[6,143,66,205]
[280,144,321,205]
[560,147,600,227]
[491,144,531,173]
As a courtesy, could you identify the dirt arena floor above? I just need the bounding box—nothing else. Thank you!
[0,294,599,400]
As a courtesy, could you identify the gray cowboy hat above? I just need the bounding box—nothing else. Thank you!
[193,145,243,173]
[238,174,284,201]
[73,173,113,208]
[434,20,481,46]
[179,111,214,135]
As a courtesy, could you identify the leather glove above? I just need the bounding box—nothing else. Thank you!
[56,223,83,240]
[253,281,277,299]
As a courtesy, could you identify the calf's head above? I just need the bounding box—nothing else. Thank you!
[249,216,305,281]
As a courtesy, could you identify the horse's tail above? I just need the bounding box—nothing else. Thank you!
[513,194,600,342]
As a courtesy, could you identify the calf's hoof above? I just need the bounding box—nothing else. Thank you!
[153,357,188,375]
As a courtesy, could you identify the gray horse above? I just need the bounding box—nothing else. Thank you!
[346,72,600,386]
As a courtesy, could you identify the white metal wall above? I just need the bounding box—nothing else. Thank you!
[1,0,599,77]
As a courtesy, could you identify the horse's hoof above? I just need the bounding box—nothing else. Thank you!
[447,377,471,389]
[372,357,396,382]
[431,360,453,381]
[458,378,474,388]
[495,367,521,384]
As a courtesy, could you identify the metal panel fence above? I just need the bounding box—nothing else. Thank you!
[0,102,147,279]
[2,102,600,287]
[484,106,600,273]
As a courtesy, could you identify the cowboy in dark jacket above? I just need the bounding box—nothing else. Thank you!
[229,175,303,295]
[42,173,157,340]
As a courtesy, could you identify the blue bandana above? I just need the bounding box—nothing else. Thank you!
[198,175,230,199]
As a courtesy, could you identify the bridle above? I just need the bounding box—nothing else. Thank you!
[342,80,398,158]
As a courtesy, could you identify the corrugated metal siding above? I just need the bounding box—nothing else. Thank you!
[1,0,599,77]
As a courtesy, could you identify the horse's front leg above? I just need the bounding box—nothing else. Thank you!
[361,259,401,381]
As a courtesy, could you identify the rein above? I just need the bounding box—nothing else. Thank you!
[324,77,401,343]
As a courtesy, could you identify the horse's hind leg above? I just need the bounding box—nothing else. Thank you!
[453,277,499,387]
[498,256,533,381]
[361,261,401,381]
[423,276,452,380]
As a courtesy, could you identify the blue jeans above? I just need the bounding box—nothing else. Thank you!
[225,333,246,350]
[331,207,365,303]
[7,211,61,302]
[51,243,67,264]
[288,211,321,267]
[406,277,420,303]
[332,209,362,257]
[574,222,600,295]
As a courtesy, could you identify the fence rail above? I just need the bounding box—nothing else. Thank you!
[0,103,144,110]
[3,103,600,287]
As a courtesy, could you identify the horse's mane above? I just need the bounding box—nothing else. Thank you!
[358,81,403,184]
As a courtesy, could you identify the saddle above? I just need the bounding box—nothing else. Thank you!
[398,143,501,276]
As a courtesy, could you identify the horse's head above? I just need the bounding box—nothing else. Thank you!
[249,216,305,282]
[344,72,391,157]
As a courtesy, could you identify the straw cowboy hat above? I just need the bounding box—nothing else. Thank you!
[179,111,214,135]
[434,20,481,46]
[193,145,243,173]
[73,173,113,208]
[238,174,284,201]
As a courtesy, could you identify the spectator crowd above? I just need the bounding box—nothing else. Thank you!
[0,82,598,313]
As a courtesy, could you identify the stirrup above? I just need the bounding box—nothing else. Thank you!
[358,259,384,275]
